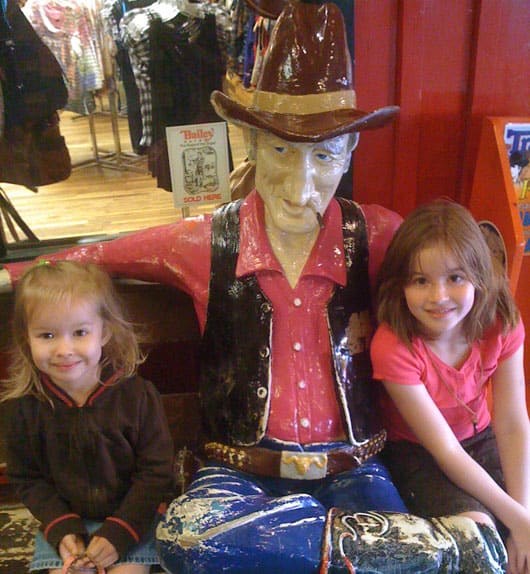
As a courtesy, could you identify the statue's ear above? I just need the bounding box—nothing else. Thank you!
[342,133,359,174]
[350,133,360,153]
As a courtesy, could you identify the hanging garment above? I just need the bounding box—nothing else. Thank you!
[1,0,68,125]
[148,11,227,191]
[23,0,104,115]
[0,0,70,188]
[101,0,156,153]
[0,112,71,189]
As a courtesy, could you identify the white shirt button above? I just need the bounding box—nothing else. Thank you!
[298,380,306,389]
[300,418,310,428]
[293,342,302,351]
[293,297,302,307]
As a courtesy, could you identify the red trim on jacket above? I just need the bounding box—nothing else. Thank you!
[87,369,124,406]
[106,516,140,543]
[44,513,81,539]
[41,376,75,407]
[41,368,125,407]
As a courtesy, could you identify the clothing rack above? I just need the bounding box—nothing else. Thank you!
[72,85,146,173]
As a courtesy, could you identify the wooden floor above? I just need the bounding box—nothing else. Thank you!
[0,108,247,248]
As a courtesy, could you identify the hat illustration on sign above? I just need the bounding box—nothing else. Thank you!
[211,1,399,142]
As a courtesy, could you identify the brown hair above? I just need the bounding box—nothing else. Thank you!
[1,260,144,402]
[376,199,519,347]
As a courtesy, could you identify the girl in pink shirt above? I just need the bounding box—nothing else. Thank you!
[371,199,530,574]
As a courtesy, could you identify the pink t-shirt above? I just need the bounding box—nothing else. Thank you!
[371,319,525,442]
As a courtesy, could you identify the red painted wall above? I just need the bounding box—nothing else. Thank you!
[353,0,530,383]
[353,0,530,213]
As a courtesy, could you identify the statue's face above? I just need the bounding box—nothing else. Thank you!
[255,132,351,235]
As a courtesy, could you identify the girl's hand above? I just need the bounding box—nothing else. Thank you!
[507,529,530,574]
[58,534,86,563]
[85,536,119,569]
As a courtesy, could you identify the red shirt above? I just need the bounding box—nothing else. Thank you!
[6,191,401,443]
[371,319,525,442]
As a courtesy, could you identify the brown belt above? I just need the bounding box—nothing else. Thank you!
[204,429,386,480]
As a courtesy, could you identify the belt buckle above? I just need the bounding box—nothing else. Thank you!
[280,451,328,480]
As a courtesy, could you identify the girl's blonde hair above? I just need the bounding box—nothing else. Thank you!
[376,199,519,346]
[1,260,143,402]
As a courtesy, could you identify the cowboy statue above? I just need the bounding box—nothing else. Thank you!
[0,1,507,573]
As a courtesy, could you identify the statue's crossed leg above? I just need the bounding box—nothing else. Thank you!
[157,467,506,574]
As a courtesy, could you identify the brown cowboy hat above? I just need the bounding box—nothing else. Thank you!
[211,1,399,143]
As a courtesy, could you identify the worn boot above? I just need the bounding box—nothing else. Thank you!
[320,508,506,574]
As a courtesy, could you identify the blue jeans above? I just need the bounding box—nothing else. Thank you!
[30,518,160,572]
[157,454,406,574]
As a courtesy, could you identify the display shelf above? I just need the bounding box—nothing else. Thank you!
[468,116,529,383]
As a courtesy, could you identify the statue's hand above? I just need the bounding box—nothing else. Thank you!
[0,268,13,294]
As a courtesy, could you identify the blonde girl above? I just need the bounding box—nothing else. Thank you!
[2,261,174,574]
[371,199,530,574]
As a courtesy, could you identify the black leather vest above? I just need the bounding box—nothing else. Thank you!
[200,198,382,446]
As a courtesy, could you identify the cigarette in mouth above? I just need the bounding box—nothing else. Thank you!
[308,200,324,229]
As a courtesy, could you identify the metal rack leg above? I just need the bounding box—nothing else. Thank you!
[0,186,40,257]
[0,186,39,245]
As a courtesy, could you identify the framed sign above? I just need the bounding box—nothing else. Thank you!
[166,122,231,209]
